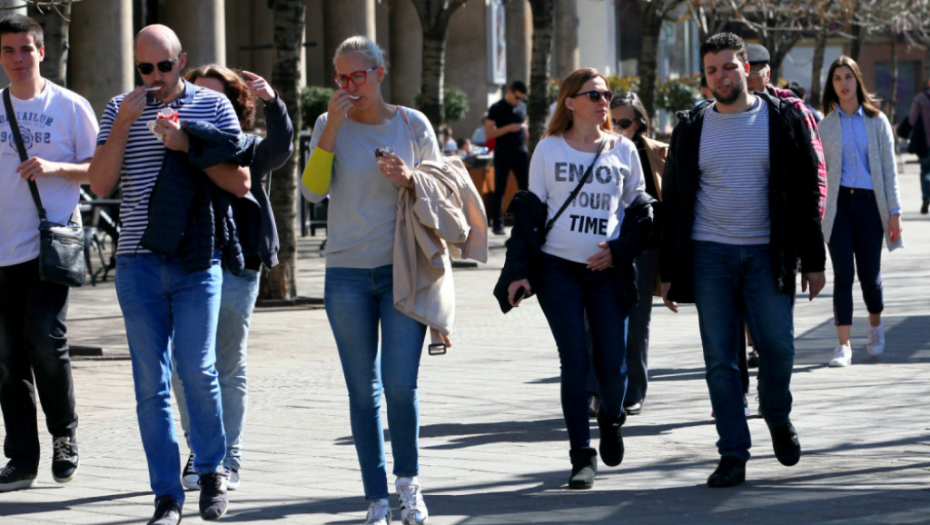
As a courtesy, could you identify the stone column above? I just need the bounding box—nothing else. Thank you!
[504,0,530,85]
[553,0,579,78]
[0,0,27,87]
[70,0,133,118]
[388,0,421,108]
[166,0,225,67]
[322,0,376,81]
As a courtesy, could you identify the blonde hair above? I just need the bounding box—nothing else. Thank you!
[334,35,386,72]
[545,68,613,138]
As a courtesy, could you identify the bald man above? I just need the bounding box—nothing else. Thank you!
[89,24,249,525]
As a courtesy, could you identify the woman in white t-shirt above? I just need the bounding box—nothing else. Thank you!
[507,68,647,489]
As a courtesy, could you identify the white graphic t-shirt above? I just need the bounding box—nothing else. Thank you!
[529,134,646,264]
[0,82,98,266]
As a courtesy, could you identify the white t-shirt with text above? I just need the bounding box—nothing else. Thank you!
[0,82,98,266]
[529,134,646,264]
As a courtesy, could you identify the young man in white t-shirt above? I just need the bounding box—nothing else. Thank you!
[0,14,98,492]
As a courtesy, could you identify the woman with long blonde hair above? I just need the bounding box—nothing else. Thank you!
[506,68,648,489]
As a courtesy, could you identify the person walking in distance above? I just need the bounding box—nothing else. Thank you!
[819,56,903,368]
[906,76,930,214]
[89,24,250,525]
[661,33,826,488]
[486,80,529,235]
[0,13,96,493]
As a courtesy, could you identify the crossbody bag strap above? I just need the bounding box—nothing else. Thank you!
[397,106,423,165]
[4,87,47,222]
[544,137,608,236]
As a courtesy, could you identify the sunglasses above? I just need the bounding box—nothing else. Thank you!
[573,90,613,103]
[333,66,380,89]
[612,118,634,129]
[136,56,180,75]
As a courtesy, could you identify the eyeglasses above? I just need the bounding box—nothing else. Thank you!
[513,93,526,102]
[333,66,380,89]
[573,90,613,103]
[612,118,634,129]
[136,56,180,75]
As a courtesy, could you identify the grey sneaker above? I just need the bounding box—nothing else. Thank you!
[52,435,79,483]
[224,466,239,491]
[148,495,182,525]
[0,462,37,492]
[396,477,428,524]
[181,454,199,490]
[365,498,392,525]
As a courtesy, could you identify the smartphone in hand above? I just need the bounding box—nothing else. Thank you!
[513,286,527,307]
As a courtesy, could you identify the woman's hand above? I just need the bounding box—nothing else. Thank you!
[889,213,902,242]
[17,157,63,181]
[661,282,678,313]
[508,279,532,306]
[242,70,275,102]
[325,89,355,128]
[586,242,613,271]
[378,153,414,188]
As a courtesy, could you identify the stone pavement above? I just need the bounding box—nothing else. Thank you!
[2,158,930,524]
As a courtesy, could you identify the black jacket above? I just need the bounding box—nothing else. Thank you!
[660,93,826,304]
[493,191,655,313]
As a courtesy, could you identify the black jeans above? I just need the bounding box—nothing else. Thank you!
[0,258,78,470]
[491,150,530,226]
[828,187,885,325]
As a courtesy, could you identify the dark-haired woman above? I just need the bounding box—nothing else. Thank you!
[609,92,666,415]
[507,69,647,489]
[820,56,903,368]
[172,65,293,491]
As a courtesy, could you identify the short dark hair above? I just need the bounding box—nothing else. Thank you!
[700,32,747,69]
[787,81,806,100]
[609,91,650,135]
[509,80,527,94]
[0,14,44,49]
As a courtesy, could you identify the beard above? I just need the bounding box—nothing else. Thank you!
[711,79,745,106]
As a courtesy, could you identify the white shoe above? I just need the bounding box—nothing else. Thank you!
[365,498,392,525]
[224,466,239,491]
[828,344,852,367]
[181,454,199,490]
[867,323,885,356]
[396,477,428,525]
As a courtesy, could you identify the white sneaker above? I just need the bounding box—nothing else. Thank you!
[829,344,852,367]
[365,498,392,525]
[867,323,885,356]
[395,477,428,525]
[181,454,199,490]
[224,466,239,491]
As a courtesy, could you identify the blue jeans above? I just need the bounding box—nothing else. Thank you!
[175,267,259,470]
[920,155,930,201]
[626,246,660,406]
[536,254,628,451]
[692,242,795,461]
[325,265,427,501]
[115,253,226,504]
[827,188,884,326]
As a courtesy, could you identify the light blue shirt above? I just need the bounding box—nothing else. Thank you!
[837,105,873,190]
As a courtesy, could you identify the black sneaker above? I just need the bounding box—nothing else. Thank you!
[921,199,929,215]
[52,435,79,483]
[181,454,199,490]
[770,421,801,466]
[199,471,228,520]
[596,412,625,467]
[568,447,597,489]
[148,495,182,525]
[0,461,37,492]
[747,350,760,368]
[707,456,746,488]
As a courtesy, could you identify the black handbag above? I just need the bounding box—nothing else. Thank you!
[4,88,86,287]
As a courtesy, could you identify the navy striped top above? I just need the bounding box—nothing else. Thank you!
[693,98,771,245]
[97,81,240,256]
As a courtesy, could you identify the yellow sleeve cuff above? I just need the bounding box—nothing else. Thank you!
[302,147,334,195]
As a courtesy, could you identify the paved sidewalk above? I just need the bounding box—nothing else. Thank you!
[2,159,929,524]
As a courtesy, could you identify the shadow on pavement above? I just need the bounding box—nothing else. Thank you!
[794,315,930,365]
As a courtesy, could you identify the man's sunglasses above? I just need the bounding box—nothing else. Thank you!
[136,56,180,75]
[573,90,613,103]
[612,118,634,129]
[333,66,380,89]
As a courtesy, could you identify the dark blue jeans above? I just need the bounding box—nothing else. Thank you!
[625,246,660,406]
[920,155,930,201]
[692,242,795,461]
[828,188,885,326]
[536,254,628,451]
[0,258,77,470]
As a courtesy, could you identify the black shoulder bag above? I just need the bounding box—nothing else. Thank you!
[4,88,86,287]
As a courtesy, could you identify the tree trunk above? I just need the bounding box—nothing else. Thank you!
[810,26,828,112]
[638,31,660,126]
[527,0,555,154]
[889,35,898,123]
[410,0,469,129]
[30,1,71,87]
[849,23,867,62]
[260,0,305,301]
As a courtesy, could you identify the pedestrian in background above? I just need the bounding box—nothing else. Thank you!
[820,55,904,368]
[506,68,649,490]
[906,76,930,214]
[172,64,293,492]
[301,35,439,525]
[485,80,529,235]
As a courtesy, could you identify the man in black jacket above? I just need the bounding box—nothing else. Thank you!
[660,33,826,488]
